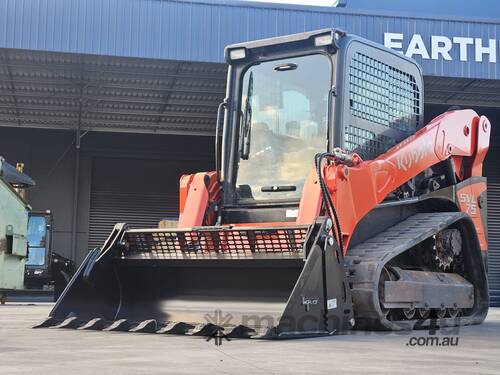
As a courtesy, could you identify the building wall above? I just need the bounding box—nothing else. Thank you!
[0,127,213,264]
[0,128,76,259]
[1,0,500,79]
[427,103,500,305]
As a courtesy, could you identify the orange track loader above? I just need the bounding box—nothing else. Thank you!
[37,29,490,339]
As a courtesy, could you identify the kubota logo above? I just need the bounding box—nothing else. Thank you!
[396,145,431,171]
[459,193,477,215]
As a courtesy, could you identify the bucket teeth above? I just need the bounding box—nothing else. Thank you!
[102,319,131,332]
[129,319,158,333]
[226,325,257,339]
[33,316,60,328]
[156,321,194,335]
[34,316,265,339]
[52,316,81,329]
[189,323,223,337]
[78,318,108,331]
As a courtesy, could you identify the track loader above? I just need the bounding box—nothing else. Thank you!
[38,29,490,339]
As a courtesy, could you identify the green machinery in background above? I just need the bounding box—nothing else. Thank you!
[0,157,75,303]
[0,157,34,304]
[25,210,75,300]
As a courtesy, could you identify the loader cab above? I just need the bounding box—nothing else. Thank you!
[25,211,53,287]
[25,210,75,297]
[219,29,423,224]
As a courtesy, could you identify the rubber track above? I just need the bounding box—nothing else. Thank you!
[344,211,481,330]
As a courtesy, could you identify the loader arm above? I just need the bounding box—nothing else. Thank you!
[298,109,490,251]
[178,171,221,228]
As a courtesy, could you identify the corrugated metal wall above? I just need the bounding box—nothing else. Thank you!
[0,48,227,135]
[486,138,500,307]
[88,155,207,250]
[427,104,500,307]
[1,0,500,79]
[0,127,214,264]
[88,191,177,250]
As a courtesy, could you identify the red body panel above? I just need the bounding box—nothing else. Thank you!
[296,110,491,250]
[178,171,220,228]
[178,110,491,254]
[456,182,487,251]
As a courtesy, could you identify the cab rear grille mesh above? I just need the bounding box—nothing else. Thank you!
[346,51,420,160]
[349,52,420,133]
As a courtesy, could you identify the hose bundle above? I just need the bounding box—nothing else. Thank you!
[314,152,344,254]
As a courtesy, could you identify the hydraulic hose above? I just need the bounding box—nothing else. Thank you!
[314,152,344,254]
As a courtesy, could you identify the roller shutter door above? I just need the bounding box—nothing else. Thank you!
[486,147,500,307]
[88,191,177,250]
[88,156,202,250]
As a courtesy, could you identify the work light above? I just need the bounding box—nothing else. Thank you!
[229,48,246,60]
[314,33,334,47]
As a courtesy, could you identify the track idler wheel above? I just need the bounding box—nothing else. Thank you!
[402,308,416,320]
[435,308,447,319]
[418,308,430,319]
[379,267,397,319]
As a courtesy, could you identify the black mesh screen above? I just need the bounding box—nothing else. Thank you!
[346,52,421,159]
[123,226,309,259]
[344,125,397,160]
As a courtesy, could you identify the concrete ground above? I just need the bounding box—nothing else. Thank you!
[0,304,499,375]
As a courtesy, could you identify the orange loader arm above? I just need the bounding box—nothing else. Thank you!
[297,109,491,252]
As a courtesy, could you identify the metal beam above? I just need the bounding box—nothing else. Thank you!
[424,98,500,109]
[0,104,216,118]
[0,121,215,136]
[0,91,222,107]
[0,80,225,95]
[0,51,21,127]
[70,62,85,262]
[441,79,479,103]
[0,60,227,82]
